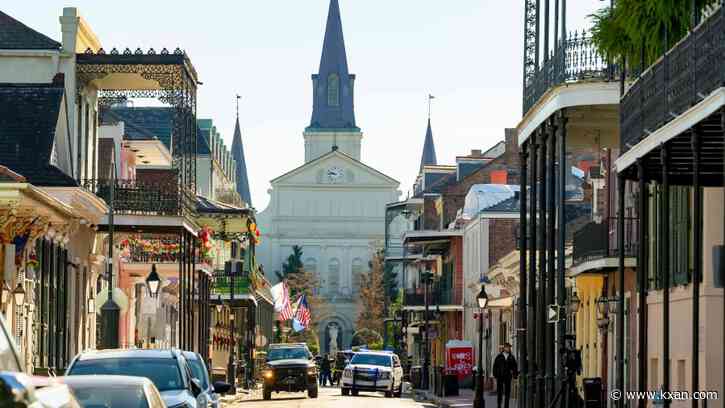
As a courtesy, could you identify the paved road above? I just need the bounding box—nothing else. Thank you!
[226,386,437,407]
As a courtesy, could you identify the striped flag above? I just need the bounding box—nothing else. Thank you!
[271,281,294,321]
[293,295,311,330]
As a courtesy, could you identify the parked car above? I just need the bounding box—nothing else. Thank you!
[182,351,232,408]
[65,349,205,408]
[0,314,79,408]
[261,343,318,400]
[58,375,165,408]
[341,351,403,398]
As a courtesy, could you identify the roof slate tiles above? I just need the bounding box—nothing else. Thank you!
[0,10,61,50]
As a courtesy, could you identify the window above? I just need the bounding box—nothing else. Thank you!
[351,259,364,295]
[327,74,340,106]
[648,184,694,289]
[305,258,319,294]
[328,259,340,296]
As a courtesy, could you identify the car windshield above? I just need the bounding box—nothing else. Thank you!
[65,383,149,408]
[186,358,209,389]
[68,358,184,392]
[267,348,309,361]
[350,354,392,367]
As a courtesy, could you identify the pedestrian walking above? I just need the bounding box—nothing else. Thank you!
[493,343,518,408]
[320,353,333,387]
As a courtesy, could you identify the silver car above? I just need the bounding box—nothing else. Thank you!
[182,352,231,408]
[59,375,166,408]
[66,349,205,408]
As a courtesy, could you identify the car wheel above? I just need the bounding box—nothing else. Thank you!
[351,389,359,396]
[263,387,272,401]
[308,385,319,398]
[342,387,350,396]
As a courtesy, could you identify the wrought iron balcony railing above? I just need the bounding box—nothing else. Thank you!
[211,269,251,298]
[620,5,724,154]
[83,178,194,217]
[523,31,617,115]
[572,217,638,267]
[403,286,457,307]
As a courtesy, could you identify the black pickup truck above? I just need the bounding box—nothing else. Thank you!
[261,343,318,400]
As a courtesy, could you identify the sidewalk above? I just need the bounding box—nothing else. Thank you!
[427,388,517,408]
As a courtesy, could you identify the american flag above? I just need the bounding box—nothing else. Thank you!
[277,282,295,321]
[293,295,311,329]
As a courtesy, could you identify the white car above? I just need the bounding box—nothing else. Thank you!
[341,351,403,398]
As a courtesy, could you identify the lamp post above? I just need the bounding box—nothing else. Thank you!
[101,155,120,349]
[474,285,489,408]
[146,264,161,298]
[227,309,237,393]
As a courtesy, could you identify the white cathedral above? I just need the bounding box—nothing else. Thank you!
[256,0,401,352]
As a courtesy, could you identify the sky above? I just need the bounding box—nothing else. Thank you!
[5,0,603,211]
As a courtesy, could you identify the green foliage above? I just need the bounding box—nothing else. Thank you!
[590,0,705,69]
[383,262,399,303]
[276,245,304,281]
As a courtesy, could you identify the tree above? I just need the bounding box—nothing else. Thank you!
[590,0,710,68]
[383,261,399,304]
[356,251,386,336]
[276,245,304,281]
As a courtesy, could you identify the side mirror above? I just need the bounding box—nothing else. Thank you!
[190,378,202,397]
[212,381,232,395]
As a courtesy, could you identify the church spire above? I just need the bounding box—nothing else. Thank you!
[419,119,437,171]
[232,95,252,207]
[308,0,357,131]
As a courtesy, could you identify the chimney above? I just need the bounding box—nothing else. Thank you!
[59,8,80,54]
[471,149,482,157]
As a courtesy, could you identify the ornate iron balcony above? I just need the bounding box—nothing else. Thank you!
[211,269,250,298]
[523,31,617,115]
[572,217,639,267]
[83,178,194,217]
[621,5,724,154]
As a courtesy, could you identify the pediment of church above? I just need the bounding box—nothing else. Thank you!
[271,149,399,188]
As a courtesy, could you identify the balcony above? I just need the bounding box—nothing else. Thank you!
[621,5,724,155]
[403,286,457,308]
[211,269,251,299]
[523,31,617,115]
[572,217,638,270]
[83,178,194,217]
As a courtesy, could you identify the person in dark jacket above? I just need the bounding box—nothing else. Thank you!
[320,353,333,387]
[492,343,518,408]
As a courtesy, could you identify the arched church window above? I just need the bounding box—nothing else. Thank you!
[351,258,364,295]
[328,258,340,296]
[304,258,319,295]
[327,73,340,107]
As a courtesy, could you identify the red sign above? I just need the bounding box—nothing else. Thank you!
[446,346,474,379]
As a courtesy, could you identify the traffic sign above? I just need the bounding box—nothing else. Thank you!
[547,305,560,323]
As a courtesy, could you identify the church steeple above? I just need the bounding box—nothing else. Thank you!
[419,119,437,171]
[232,96,252,207]
[308,0,357,131]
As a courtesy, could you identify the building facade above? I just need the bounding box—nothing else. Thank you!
[256,0,400,352]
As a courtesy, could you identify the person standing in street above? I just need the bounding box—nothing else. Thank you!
[493,343,518,408]
[320,353,332,387]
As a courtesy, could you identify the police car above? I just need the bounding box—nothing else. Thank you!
[341,351,403,398]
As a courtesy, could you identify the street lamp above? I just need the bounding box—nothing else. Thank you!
[146,264,161,298]
[474,285,489,408]
[12,283,25,306]
[569,290,581,314]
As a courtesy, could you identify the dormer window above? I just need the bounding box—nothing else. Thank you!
[327,73,340,107]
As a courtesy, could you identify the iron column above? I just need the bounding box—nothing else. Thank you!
[101,156,120,350]
[692,129,702,408]
[661,146,671,408]
[528,133,539,408]
[637,160,648,408]
[616,174,626,408]
[519,146,529,405]
[546,119,557,405]
[538,129,547,408]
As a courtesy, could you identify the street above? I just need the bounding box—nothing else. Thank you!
[228,387,435,408]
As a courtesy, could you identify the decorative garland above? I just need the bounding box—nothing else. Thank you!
[198,227,215,264]
[119,235,180,263]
